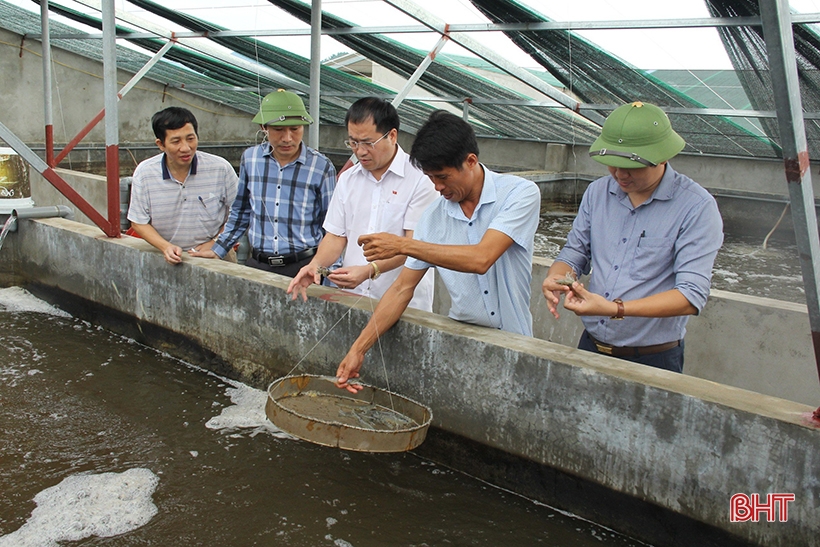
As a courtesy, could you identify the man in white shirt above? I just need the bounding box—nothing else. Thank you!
[287,97,438,311]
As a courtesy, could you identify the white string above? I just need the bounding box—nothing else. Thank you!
[284,276,396,411]
[286,290,369,376]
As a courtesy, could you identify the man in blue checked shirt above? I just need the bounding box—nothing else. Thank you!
[542,102,723,373]
[191,89,336,277]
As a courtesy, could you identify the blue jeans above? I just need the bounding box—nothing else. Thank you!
[578,330,684,373]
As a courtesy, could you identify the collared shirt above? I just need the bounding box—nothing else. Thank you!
[324,145,438,311]
[127,151,238,251]
[405,166,541,336]
[555,163,724,347]
[213,142,336,258]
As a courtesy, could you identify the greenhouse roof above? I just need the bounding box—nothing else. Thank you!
[3,0,820,159]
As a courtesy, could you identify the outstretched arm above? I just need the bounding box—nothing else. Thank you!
[335,267,427,393]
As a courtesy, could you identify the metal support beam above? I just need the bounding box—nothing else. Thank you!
[101,0,119,238]
[40,1,54,167]
[0,121,112,232]
[759,0,820,420]
[392,34,448,108]
[36,14,820,39]
[54,40,175,166]
[73,0,308,93]
[308,0,322,149]
[382,0,606,127]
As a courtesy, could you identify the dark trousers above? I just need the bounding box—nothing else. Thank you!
[578,330,685,373]
[245,255,313,278]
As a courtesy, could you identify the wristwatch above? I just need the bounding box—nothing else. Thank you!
[370,262,381,280]
[611,298,624,320]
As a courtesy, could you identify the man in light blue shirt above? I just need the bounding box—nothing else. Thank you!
[335,111,541,392]
[543,101,724,373]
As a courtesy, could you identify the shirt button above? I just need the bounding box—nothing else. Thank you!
[631,210,636,215]
[622,238,627,243]
[614,265,619,270]
[599,319,605,324]
[277,185,281,189]
[275,202,279,206]
[605,292,610,298]
[490,311,495,316]
[484,290,488,294]
[468,222,473,226]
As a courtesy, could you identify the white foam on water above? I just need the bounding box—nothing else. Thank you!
[0,287,71,317]
[205,381,297,440]
[0,468,159,546]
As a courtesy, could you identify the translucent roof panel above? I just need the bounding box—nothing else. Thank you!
[3,0,820,159]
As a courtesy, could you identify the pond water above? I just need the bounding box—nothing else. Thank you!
[0,288,645,547]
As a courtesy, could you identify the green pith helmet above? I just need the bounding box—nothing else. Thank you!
[252,89,314,126]
[588,101,685,169]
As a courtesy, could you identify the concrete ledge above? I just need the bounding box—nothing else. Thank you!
[8,217,820,547]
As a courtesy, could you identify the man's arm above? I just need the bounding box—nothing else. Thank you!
[130,222,183,265]
[335,267,427,393]
[563,284,697,318]
[358,229,514,275]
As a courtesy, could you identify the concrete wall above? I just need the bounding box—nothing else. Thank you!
[3,217,818,547]
[28,169,820,406]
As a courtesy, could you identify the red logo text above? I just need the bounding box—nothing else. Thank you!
[730,493,795,522]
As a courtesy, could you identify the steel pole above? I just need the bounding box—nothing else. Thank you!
[308,0,322,149]
[759,0,820,420]
[101,0,120,237]
[40,1,54,167]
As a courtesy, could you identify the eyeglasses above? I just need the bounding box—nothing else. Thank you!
[344,131,391,150]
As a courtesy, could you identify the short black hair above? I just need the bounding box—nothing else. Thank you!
[410,110,479,172]
[151,107,198,143]
[345,97,400,134]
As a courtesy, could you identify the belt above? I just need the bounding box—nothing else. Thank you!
[252,247,317,267]
[587,332,680,357]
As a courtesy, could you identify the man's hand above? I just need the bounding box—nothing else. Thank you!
[188,240,219,259]
[542,275,574,319]
[562,282,617,317]
[326,265,373,289]
[335,350,365,394]
[287,264,322,302]
[358,233,405,261]
[163,244,184,265]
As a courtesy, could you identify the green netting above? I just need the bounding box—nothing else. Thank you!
[124,0,437,131]
[706,0,820,159]
[4,1,262,114]
[268,0,602,144]
[468,0,780,158]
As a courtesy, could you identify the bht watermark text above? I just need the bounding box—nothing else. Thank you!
[730,493,795,522]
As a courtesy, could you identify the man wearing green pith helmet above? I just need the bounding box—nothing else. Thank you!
[542,101,724,373]
[191,89,336,277]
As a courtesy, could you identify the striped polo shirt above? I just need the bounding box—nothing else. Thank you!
[127,151,239,250]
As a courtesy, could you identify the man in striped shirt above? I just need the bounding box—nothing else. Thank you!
[127,107,238,265]
[191,90,336,278]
